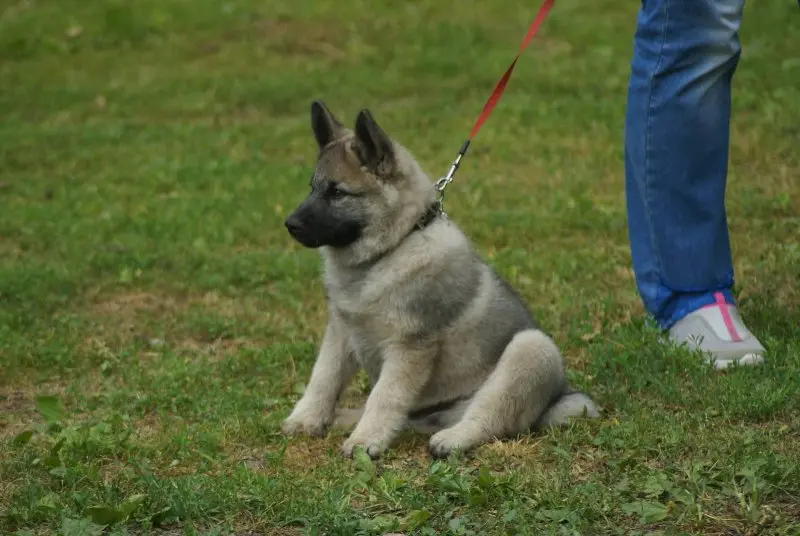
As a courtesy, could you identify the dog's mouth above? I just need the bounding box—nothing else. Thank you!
[285,215,364,249]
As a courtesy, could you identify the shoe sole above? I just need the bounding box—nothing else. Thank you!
[707,352,765,370]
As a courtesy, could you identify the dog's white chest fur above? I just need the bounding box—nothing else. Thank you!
[324,253,420,376]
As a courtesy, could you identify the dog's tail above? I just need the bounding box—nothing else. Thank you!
[534,389,600,430]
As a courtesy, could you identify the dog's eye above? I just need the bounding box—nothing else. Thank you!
[327,183,349,199]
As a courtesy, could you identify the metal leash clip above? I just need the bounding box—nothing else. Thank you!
[434,140,471,217]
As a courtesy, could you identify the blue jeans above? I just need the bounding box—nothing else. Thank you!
[624,0,745,329]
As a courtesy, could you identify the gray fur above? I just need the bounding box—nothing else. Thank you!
[282,101,600,459]
[405,251,482,335]
[534,392,600,429]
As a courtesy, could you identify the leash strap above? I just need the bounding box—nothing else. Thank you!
[435,0,556,204]
[468,0,555,140]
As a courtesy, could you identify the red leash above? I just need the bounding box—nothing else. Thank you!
[434,0,556,206]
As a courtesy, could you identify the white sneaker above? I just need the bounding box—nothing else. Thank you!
[668,292,765,370]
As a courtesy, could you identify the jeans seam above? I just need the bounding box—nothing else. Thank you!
[642,0,670,301]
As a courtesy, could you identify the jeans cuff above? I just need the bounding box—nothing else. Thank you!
[659,288,737,330]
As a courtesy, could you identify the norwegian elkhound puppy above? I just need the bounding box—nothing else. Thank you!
[281,100,599,459]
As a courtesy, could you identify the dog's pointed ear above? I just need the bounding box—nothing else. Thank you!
[354,109,394,176]
[311,100,344,150]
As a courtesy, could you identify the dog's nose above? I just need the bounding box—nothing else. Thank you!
[284,216,303,235]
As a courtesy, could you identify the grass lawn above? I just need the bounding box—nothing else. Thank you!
[1,0,799,534]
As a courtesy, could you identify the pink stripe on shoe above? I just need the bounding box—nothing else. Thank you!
[706,291,742,342]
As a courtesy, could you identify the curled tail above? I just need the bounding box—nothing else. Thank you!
[534,390,600,430]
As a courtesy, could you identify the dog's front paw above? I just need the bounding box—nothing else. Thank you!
[428,425,482,459]
[341,436,388,460]
[281,410,330,438]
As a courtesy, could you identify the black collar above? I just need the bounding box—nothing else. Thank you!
[356,201,443,268]
[412,201,442,232]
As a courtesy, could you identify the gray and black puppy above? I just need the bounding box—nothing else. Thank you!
[282,101,599,459]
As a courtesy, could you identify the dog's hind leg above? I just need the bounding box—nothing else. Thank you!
[332,407,364,431]
[428,329,568,458]
[337,402,467,435]
[408,399,471,435]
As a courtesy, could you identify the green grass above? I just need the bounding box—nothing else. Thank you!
[1,0,799,534]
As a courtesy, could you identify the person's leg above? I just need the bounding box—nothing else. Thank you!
[624,0,764,367]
